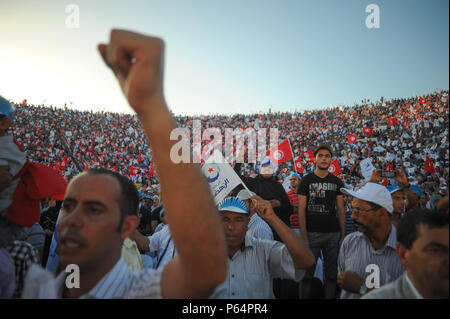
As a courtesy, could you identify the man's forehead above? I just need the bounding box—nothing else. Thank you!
[417,224,449,245]
[352,198,372,208]
[221,211,248,218]
[66,173,121,200]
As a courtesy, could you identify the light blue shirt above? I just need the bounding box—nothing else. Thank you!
[210,234,305,299]
[338,226,405,299]
[22,257,163,298]
[247,214,273,240]
[148,224,177,269]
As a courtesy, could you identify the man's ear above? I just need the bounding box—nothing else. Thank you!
[396,242,409,267]
[120,215,139,240]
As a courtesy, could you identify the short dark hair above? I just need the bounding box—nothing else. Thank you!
[314,144,333,157]
[397,208,449,249]
[84,168,139,231]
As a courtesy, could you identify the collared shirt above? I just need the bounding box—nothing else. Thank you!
[22,257,163,299]
[148,224,177,269]
[338,226,405,299]
[209,234,305,299]
[247,214,273,240]
[405,272,423,299]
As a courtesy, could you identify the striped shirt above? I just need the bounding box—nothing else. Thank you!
[209,234,305,299]
[247,214,273,240]
[345,204,356,236]
[338,226,405,299]
[22,257,163,298]
[287,189,298,207]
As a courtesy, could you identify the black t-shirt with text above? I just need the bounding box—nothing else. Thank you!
[297,172,344,233]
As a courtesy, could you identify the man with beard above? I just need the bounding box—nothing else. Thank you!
[337,183,405,299]
[363,209,448,299]
[297,144,346,299]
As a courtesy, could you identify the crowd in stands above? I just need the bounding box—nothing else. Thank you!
[9,90,449,207]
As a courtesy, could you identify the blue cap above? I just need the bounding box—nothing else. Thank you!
[386,185,402,194]
[410,185,424,197]
[291,173,301,180]
[0,96,14,119]
[219,197,249,214]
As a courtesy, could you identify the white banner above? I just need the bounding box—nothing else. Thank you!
[202,150,245,205]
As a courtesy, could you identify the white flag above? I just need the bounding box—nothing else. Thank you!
[201,150,245,205]
[360,158,375,181]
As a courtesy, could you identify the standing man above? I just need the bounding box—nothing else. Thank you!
[210,196,314,298]
[297,144,346,299]
[338,183,405,299]
[21,29,227,299]
[287,173,301,235]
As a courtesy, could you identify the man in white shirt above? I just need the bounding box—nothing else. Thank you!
[363,209,448,299]
[210,196,314,298]
[21,29,227,299]
[131,208,177,269]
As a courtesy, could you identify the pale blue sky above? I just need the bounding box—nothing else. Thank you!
[0,0,448,115]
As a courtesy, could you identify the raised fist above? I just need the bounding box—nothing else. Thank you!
[98,29,165,115]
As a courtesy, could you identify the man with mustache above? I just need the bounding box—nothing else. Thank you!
[337,183,405,299]
[21,29,227,299]
[210,196,314,298]
[363,209,448,299]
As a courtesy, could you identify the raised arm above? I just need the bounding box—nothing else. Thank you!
[252,195,314,268]
[98,29,227,298]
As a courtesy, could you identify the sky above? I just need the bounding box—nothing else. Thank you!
[0,0,448,116]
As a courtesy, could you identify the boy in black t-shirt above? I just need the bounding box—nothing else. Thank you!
[297,144,346,299]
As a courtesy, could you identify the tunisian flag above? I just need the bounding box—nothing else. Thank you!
[267,139,293,165]
[363,127,373,137]
[301,150,315,163]
[294,157,304,173]
[387,117,398,126]
[347,134,358,144]
[129,166,139,177]
[419,97,425,104]
[7,162,67,227]
[328,159,342,175]
[425,156,438,173]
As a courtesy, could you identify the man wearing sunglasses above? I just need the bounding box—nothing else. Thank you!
[337,183,405,299]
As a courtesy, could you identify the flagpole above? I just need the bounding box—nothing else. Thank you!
[287,138,294,165]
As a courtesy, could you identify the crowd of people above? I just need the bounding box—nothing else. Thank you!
[10,90,449,205]
[0,29,448,300]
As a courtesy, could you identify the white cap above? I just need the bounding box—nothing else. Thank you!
[236,189,257,201]
[340,183,394,214]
